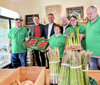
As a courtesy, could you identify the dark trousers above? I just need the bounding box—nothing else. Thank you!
[11,52,27,68]
[33,50,45,66]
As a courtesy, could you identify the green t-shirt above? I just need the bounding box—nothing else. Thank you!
[7,26,28,53]
[49,34,66,58]
[64,24,86,50]
[86,15,100,55]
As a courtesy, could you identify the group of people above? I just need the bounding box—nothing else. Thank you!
[7,5,100,70]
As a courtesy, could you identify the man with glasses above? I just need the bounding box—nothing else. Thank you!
[7,18,27,68]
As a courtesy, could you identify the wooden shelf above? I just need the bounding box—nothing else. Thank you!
[23,25,33,29]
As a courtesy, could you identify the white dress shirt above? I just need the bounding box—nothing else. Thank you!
[47,23,53,39]
[63,24,68,34]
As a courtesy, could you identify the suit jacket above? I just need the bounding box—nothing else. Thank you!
[29,24,44,37]
[60,24,70,34]
[44,23,56,39]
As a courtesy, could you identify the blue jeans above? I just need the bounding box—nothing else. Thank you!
[89,57,100,70]
[11,52,27,68]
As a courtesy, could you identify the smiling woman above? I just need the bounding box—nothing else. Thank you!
[45,24,66,59]
[64,15,86,50]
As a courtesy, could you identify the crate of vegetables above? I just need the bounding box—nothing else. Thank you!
[23,36,49,51]
[65,27,82,50]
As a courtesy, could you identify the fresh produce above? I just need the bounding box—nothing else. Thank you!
[81,50,92,85]
[48,47,60,84]
[65,27,80,46]
[25,39,37,45]
[10,80,34,85]
[58,50,70,85]
[48,49,93,85]
[24,36,49,51]
[38,41,48,47]
[69,51,79,85]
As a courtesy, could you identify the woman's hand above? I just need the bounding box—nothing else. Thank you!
[25,37,29,41]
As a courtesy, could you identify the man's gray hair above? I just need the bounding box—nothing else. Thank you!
[87,5,97,12]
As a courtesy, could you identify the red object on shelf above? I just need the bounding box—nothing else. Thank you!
[25,39,37,45]
[38,41,48,47]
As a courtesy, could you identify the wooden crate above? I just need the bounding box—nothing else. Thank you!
[46,69,100,85]
[88,70,100,85]
[0,67,46,85]
[66,44,82,50]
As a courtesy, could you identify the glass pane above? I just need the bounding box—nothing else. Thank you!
[0,18,11,68]
[11,20,15,28]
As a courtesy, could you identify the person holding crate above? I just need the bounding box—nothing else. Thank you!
[64,15,86,50]
[25,15,45,67]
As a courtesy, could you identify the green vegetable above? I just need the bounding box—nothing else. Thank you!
[48,47,60,84]
[58,50,70,85]
[65,27,80,46]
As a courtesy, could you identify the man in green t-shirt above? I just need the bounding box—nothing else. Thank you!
[7,18,27,68]
[80,6,100,70]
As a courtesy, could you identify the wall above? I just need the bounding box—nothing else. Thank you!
[0,0,14,11]
[12,0,99,25]
[92,0,100,15]
[13,0,43,25]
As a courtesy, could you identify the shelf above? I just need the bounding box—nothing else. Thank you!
[0,61,11,69]
[0,53,9,57]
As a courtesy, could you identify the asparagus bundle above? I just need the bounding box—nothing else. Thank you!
[81,50,93,85]
[70,51,79,85]
[58,50,70,85]
[65,27,80,46]
[48,47,60,84]
[76,52,84,85]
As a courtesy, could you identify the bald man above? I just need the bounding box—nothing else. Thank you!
[60,17,70,34]
[86,6,100,70]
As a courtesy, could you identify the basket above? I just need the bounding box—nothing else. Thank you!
[23,36,49,51]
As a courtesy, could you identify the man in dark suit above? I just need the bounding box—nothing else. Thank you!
[60,17,70,34]
[25,15,45,67]
[44,13,56,39]
[44,13,56,69]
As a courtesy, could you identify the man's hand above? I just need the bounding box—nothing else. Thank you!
[41,37,45,39]
[25,37,29,41]
[7,39,11,53]
[7,48,11,53]
[41,50,45,52]
[79,34,86,41]
[79,34,83,42]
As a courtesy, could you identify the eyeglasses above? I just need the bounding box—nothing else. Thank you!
[15,22,20,24]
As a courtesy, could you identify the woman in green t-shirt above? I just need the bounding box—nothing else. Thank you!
[65,15,86,50]
[46,24,66,59]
